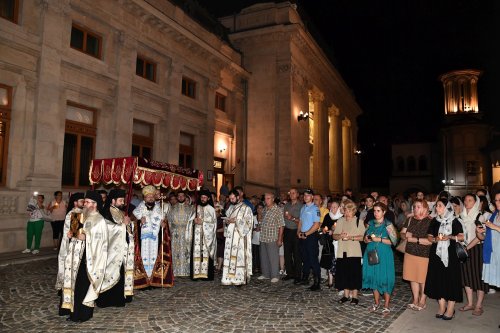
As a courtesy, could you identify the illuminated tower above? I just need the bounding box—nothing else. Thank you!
[439,69,491,194]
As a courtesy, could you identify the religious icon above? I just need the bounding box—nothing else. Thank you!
[70,212,83,237]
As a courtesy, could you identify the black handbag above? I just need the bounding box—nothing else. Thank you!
[455,242,468,263]
[367,249,380,265]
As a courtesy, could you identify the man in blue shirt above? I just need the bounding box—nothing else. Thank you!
[297,188,321,291]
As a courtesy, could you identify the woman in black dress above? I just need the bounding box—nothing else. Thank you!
[425,199,464,320]
[320,200,343,288]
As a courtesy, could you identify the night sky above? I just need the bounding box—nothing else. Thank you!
[201,0,499,188]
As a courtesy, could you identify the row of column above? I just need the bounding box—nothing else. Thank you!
[310,91,353,194]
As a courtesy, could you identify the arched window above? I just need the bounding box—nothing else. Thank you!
[407,156,416,171]
[418,155,427,171]
[396,156,404,172]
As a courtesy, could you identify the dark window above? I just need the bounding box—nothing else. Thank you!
[132,120,153,159]
[407,156,416,171]
[179,132,194,168]
[396,156,404,172]
[215,93,226,111]
[70,24,102,59]
[0,0,18,24]
[418,155,427,171]
[62,102,96,187]
[0,84,12,185]
[466,161,479,175]
[136,56,156,82]
[181,77,196,98]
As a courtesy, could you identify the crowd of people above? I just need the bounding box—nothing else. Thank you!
[22,185,500,323]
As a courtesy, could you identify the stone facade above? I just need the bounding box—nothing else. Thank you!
[0,0,362,253]
[0,0,247,252]
[220,2,362,195]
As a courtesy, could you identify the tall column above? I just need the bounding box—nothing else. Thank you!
[204,80,218,188]
[112,32,136,156]
[342,118,352,190]
[311,90,328,194]
[25,1,65,190]
[166,60,183,164]
[329,106,342,193]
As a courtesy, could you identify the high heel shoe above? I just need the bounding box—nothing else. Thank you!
[442,310,455,320]
[436,308,446,319]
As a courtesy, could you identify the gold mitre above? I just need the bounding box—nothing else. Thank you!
[142,185,156,196]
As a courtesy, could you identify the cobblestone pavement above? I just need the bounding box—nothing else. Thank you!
[0,257,411,333]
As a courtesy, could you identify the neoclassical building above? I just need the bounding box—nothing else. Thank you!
[220,2,362,195]
[0,0,362,252]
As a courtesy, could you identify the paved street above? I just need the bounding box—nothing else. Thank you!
[0,257,412,333]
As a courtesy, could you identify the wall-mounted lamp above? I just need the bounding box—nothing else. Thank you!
[297,110,309,122]
[218,144,227,153]
[441,178,454,184]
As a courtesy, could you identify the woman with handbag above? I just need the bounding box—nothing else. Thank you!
[362,202,398,316]
[320,200,342,288]
[400,199,432,311]
[332,201,365,305]
[459,194,489,315]
[478,192,500,288]
[424,199,464,320]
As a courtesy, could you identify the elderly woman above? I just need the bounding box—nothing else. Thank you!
[333,201,365,305]
[425,199,464,320]
[477,192,500,288]
[363,202,398,316]
[400,199,432,310]
[459,194,489,315]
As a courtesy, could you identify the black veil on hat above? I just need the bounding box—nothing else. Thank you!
[198,188,214,207]
[85,190,103,211]
[107,189,126,203]
[66,192,84,215]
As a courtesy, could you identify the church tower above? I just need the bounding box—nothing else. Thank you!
[439,70,491,195]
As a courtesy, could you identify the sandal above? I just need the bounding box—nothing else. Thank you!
[382,307,391,316]
[350,298,359,305]
[338,296,350,304]
[414,304,427,311]
[407,303,417,310]
[472,307,483,316]
[369,303,380,312]
[459,305,474,312]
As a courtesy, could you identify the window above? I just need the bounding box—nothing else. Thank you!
[0,0,18,24]
[396,156,404,172]
[179,132,194,168]
[132,120,153,159]
[136,56,156,82]
[181,77,196,98]
[418,155,427,171]
[215,93,226,111]
[407,156,416,171]
[70,24,102,59]
[62,102,96,187]
[0,84,12,185]
[466,161,480,175]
